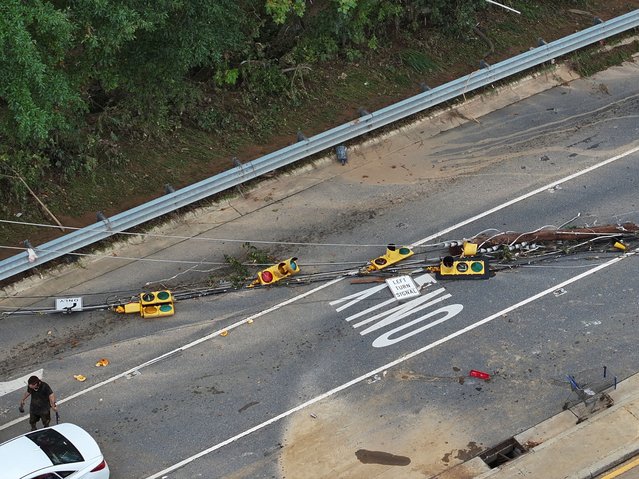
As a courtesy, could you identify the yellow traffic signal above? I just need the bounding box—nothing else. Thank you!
[252,258,300,286]
[139,290,174,318]
[368,244,414,271]
[462,241,478,257]
[114,302,141,314]
[115,290,175,317]
[436,256,489,280]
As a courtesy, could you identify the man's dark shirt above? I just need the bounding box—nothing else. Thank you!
[27,382,53,414]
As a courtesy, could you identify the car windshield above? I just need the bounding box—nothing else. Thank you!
[27,429,84,465]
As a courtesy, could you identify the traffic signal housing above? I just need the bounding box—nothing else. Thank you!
[436,256,490,280]
[252,257,300,286]
[462,241,478,257]
[139,290,175,318]
[368,245,414,271]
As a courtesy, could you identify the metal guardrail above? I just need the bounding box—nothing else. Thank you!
[1,10,638,282]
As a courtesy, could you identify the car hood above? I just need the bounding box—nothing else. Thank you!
[0,436,52,478]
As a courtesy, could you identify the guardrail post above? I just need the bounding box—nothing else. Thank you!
[231,157,247,197]
[297,131,308,142]
[479,59,491,69]
[164,184,175,194]
[96,211,112,231]
[335,145,348,165]
[537,38,548,46]
[419,82,431,92]
[24,240,38,263]
[1,9,638,282]
[358,107,371,117]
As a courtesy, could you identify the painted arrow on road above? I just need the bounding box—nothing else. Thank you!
[0,369,44,397]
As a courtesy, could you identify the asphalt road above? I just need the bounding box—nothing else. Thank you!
[1,59,638,479]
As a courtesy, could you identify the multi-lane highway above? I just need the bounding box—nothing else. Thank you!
[1,59,638,478]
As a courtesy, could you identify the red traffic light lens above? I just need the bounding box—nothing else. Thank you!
[261,271,274,283]
[374,258,387,266]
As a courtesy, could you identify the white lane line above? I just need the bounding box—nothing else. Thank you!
[2,146,636,435]
[144,249,637,479]
[411,144,639,247]
[0,369,44,397]
[0,277,344,432]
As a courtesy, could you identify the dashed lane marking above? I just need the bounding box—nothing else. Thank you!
[143,248,637,479]
[0,278,343,432]
[411,144,639,247]
[0,369,44,397]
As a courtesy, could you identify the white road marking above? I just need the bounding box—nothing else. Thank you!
[144,248,636,479]
[353,288,449,330]
[0,278,344,432]
[410,144,639,247]
[1,146,636,464]
[0,369,43,397]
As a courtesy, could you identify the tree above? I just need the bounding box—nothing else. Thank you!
[67,0,256,126]
[0,0,81,144]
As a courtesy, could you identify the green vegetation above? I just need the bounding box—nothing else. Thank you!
[1,0,490,211]
[0,0,632,254]
[223,243,273,287]
[400,50,440,73]
[569,40,639,76]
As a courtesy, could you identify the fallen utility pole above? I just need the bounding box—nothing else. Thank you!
[468,223,638,247]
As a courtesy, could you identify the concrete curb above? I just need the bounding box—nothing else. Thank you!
[470,372,639,478]
[570,441,639,479]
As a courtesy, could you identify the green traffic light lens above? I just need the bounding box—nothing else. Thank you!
[399,247,410,255]
[157,291,170,300]
[289,260,297,270]
[471,261,484,272]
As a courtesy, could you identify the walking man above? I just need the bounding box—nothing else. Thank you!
[19,376,57,431]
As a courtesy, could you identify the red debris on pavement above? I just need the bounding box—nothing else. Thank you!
[469,369,491,380]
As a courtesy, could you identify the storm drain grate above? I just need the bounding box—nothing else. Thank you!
[479,437,526,468]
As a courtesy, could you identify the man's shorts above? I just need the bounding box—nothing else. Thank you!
[29,410,51,429]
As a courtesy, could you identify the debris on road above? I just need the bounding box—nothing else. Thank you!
[250,257,300,287]
[467,223,639,247]
[469,370,491,380]
[4,223,637,318]
[366,244,414,272]
[114,290,175,318]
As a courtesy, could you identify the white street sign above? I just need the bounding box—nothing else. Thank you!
[55,297,83,312]
[385,275,421,301]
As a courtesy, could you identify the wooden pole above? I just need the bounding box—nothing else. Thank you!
[10,172,65,231]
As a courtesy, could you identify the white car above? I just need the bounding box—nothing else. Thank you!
[0,423,109,479]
